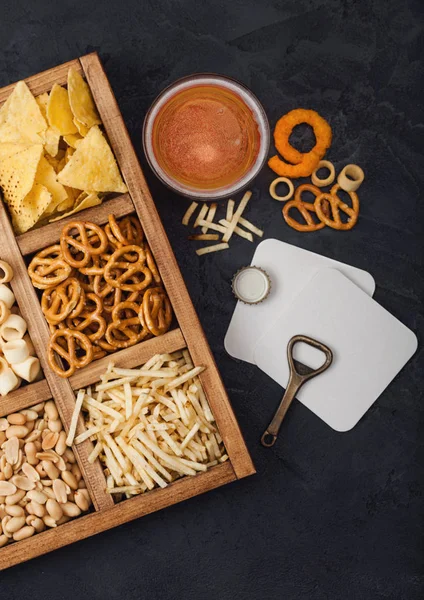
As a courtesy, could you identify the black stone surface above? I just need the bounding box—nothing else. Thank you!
[0,1,423,598]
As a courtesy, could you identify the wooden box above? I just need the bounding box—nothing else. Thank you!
[0,53,254,570]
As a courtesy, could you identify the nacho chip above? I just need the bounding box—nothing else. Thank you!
[35,155,68,215]
[35,92,60,157]
[47,84,78,135]
[0,144,43,209]
[0,142,31,161]
[63,133,83,148]
[11,183,52,234]
[68,68,101,128]
[73,118,90,137]
[58,126,127,193]
[0,81,47,144]
[58,186,79,212]
[49,192,101,222]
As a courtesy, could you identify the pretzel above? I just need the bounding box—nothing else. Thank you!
[28,245,73,289]
[66,293,106,342]
[282,184,325,232]
[60,221,109,268]
[41,278,85,325]
[48,329,93,378]
[106,301,148,349]
[105,214,143,249]
[315,184,359,231]
[103,245,152,292]
[139,288,172,336]
[145,246,161,284]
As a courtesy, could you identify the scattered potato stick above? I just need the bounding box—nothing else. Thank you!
[193,204,209,228]
[196,243,229,256]
[74,425,101,445]
[188,234,220,241]
[222,191,252,242]
[196,220,227,234]
[166,366,205,390]
[219,219,253,242]
[226,199,235,221]
[237,216,264,237]
[202,203,218,233]
[182,201,199,226]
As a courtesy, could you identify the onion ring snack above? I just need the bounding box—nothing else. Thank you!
[311,160,336,187]
[269,177,294,201]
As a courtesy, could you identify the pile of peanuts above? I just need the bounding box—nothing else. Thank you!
[0,400,92,547]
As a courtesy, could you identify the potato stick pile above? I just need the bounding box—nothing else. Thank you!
[182,191,263,256]
[68,351,227,500]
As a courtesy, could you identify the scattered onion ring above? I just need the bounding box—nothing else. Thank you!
[268,153,320,178]
[268,108,332,179]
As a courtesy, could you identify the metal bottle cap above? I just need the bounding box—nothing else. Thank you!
[231,266,271,305]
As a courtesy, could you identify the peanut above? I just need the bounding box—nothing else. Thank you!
[13,525,35,541]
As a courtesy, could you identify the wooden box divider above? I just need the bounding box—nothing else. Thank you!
[17,193,134,256]
[0,52,254,569]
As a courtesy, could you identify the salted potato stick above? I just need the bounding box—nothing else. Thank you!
[113,368,178,378]
[74,425,101,445]
[196,220,227,234]
[136,431,196,476]
[201,203,218,234]
[66,389,85,446]
[196,243,229,256]
[188,234,219,241]
[222,191,252,242]
[131,439,173,482]
[193,204,208,228]
[166,366,204,391]
[237,216,263,237]
[226,199,235,221]
[219,219,253,242]
[182,201,199,226]
[84,397,125,422]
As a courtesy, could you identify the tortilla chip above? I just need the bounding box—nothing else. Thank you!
[11,183,52,234]
[49,192,101,222]
[0,144,43,209]
[0,143,31,161]
[35,92,61,157]
[74,118,90,137]
[68,68,101,128]
[35,155,68,215]
[0,81,47,144]
[47,84,78,135]
[58,125,127,193]
[63,133,83,148]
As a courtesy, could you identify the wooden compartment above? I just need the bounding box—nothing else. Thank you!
[0,53,254,570]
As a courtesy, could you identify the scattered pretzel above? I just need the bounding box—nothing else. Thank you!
[66,293,106,342]
[28,245,73,289]
[106,301,148,348]
[105,214,143,249]
[41,278,84,325]
[315,184,359,231]
[104,245,152,292]
[60,221,108,268]
[282,184,325,232]
[140,288,173,336]
[48,329,93,378]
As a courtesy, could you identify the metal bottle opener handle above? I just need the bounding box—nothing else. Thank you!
[261,335,333,447]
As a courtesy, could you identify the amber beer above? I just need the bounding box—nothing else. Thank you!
[143,75,269,199]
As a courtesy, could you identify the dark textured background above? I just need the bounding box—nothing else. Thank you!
[0,1,423,598]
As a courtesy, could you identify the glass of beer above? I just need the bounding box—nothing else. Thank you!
[143,74,269,200]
